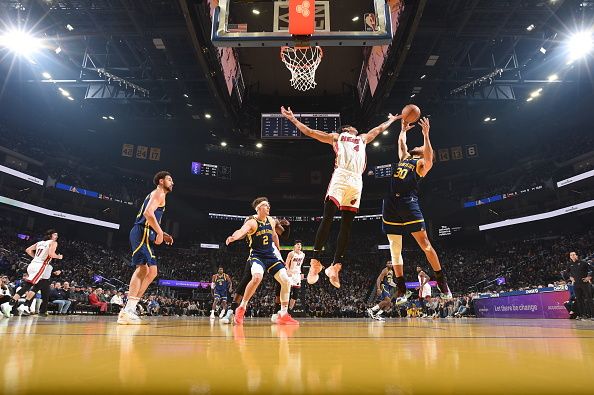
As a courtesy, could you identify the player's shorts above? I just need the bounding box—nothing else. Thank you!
[26,261,52,285]
[249,254,285,276]
[214,290,228,301]
[382,194,425,235]
[326,168,363,212]
[379,284,395,300]
[129,225,157,266]
[420,284,432,298]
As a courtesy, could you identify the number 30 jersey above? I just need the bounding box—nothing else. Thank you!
[389,157,423,197]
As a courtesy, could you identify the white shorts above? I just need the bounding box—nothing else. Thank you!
[326,168,363,211]
[26,262,52,285]
[420,284,432,298]
[289,272,301,287]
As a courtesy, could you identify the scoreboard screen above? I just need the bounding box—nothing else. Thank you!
[261,113,341,139]
[374,164,393,179]
[191,162,231,180]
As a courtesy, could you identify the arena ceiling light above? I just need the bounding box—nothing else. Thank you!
[256,142,263,148]
[373,141,380,147]
[526,97,534,102]
[252,9,260,15]
[352,16,360,22]
[66,24,74,31]
[382,130,389,135]
[547,74,558,81]
[67,97,74,101]
[108,116,115,120]
[526,24,535,32]
[205,113,212,119]
[0,29,42,57]
[530,88,542,98]
[484,117,491,122]
[567,30,593,61]
[221,141,227,147]
[42,72,52,79]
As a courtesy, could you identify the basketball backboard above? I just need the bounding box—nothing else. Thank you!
[211,0,393,47]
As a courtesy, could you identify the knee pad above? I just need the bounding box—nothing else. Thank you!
[387,234,404,266]
[250,263,264,276]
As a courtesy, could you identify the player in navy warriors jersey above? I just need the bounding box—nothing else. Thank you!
[367,261,398,321]
[118,171,174,325]
[210,267,232,319]
[225,197,298,325]
[281,106,400,289]
[382,117,452,300]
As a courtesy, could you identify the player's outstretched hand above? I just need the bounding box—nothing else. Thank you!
[387,113,402,123]
[280,106,296,121]
[155,232,164,245]
[401,119,415,133]
[163,232,174,245]
[419,117,430,135]
[279,218,290,227]
[225,236,234,246]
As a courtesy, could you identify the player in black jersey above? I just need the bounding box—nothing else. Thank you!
[382,117,452,299]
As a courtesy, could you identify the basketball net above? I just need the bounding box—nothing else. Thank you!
[280,46,323,91]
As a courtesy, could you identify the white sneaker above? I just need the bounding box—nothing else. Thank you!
[366,308,377,319]
[117,309,144,325]
[210,311,215,320]
[220,310,234,324]
[374,314,385,321]
[271,313,279,323]
[17,305,30,316]
[1,303,11,318]
[219,309,226,319]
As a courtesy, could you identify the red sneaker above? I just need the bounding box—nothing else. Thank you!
[307,259,323,285]
[277,313,299,325]
[234,306,246,325]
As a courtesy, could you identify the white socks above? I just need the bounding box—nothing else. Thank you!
[240,300,248,309]
[125,297,139,313]
[371,305,380,312]
[279,305,288,316]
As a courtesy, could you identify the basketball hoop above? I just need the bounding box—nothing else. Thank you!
[280,46,323,91]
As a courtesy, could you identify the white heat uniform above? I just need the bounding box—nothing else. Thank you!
[288,251,305,288]
[326,132,367,211]
[26,240,54,284]
[419,273,432,298]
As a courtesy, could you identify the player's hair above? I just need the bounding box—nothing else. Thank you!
[340,124,354,132]
[153,171,171,186]
[252,197,269,209]
[294,240,302,245]
[43,229,58,240]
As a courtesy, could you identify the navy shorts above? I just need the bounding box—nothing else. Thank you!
[379,284,394,300]
[249,254,285,276]
[214,289,228,301]
[382,195,425,235]
[130,225,157,266]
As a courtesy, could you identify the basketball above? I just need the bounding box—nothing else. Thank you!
[402,104,421,123]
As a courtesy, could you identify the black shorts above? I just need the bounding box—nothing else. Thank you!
[235,259,252,297]
[382,195,425,235]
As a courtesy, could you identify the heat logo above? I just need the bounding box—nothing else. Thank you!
[296,0,311,17]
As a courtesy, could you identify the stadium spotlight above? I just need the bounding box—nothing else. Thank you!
[108,116,115,120]
[67,96,74,101]
[205,113,212,119]
[530,88,542,98]
[42,72,52,79]
[382,130,389,135]
[567,30,593,61]
[0,29,42,56]
[102,116,108,120]
[60,89,70,97]
[547,74,558,82]
[373,141,380,147]
[484,117,491,122]
[256,142,263,148]
[221,141,227,147]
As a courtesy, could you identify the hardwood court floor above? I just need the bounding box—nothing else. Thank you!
[1,316,594,394]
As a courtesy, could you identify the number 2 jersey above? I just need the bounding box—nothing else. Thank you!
[247,216,277,260]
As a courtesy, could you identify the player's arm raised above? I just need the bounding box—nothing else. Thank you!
[281,106,338,145]
[143,189,166,245]
[397,119,416,161]
[226,219,257,245]
[361,113,401,144]
[417,117,434,176]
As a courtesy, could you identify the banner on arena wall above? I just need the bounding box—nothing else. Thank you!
[0,196,120,229]
[556,169,594,188]
[158,280,211,289]
[406,281,437,289]
[200,243,220,249]
[0,164,44,185]
[479,199,594,230]
[56,182,100,198]
[149,147,161,161]
[121,144,134,157]
[474,290,569,319]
